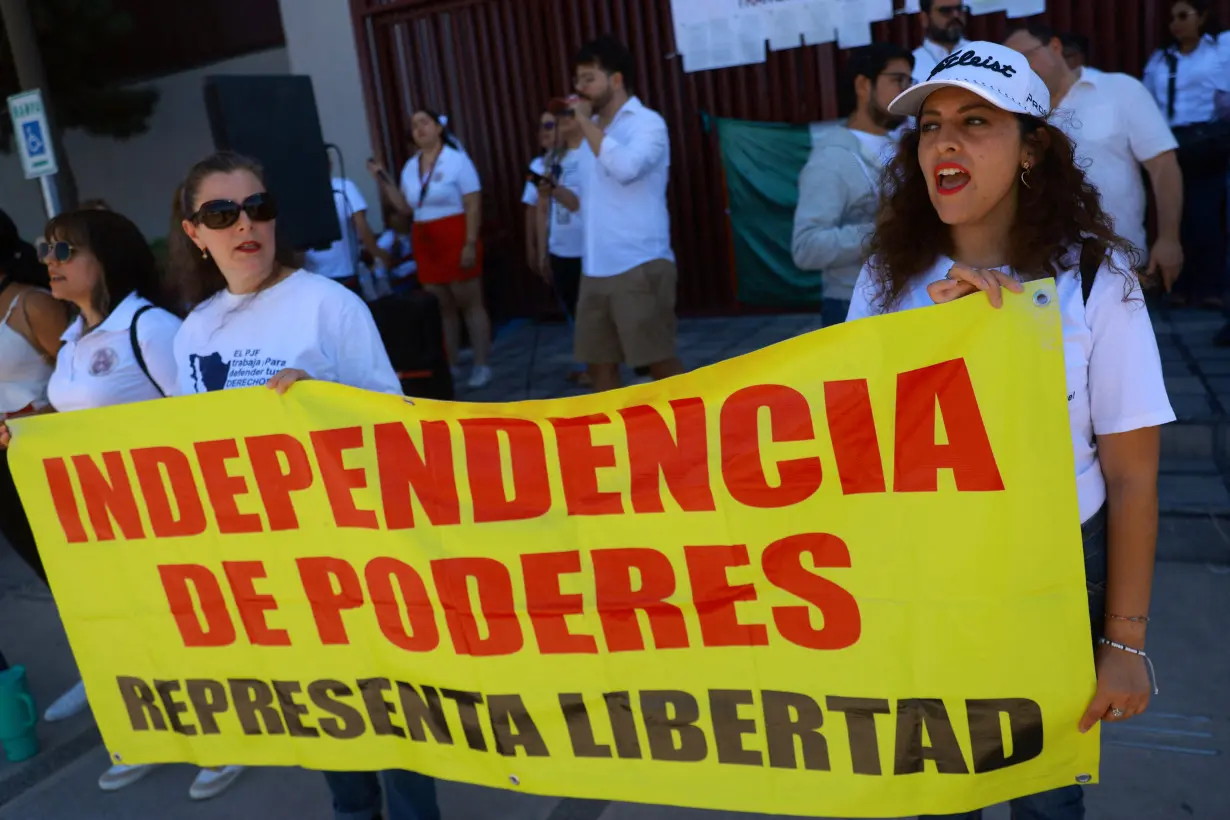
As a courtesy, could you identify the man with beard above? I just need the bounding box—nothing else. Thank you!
[567,35,682,392]
[912,1,971,83]
[793,43,913,326]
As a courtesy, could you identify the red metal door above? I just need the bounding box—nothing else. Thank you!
[350,0,1230,316]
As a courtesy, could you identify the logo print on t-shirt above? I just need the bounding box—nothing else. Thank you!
[187,349,290,392]
[89,348,118,376]
[189,352,232,392]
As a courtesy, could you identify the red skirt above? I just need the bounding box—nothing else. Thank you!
[412,213,483,286]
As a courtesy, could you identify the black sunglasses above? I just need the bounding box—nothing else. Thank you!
[36,239,74,264]
[189,192,278,230]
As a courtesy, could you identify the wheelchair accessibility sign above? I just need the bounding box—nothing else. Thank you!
[7,90,58,179]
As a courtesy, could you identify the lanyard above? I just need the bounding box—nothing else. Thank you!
[418,152,441,208]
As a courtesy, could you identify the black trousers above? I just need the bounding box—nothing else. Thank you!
[549,254,582,320]
[1173,138,1229,302]
[0,448,46,585]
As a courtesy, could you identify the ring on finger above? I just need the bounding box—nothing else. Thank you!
[1109,707,1126,718]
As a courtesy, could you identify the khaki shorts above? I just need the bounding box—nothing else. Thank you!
[574,259,678,368]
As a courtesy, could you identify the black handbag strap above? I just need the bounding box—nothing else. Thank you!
[129,304,166,397]
[1165,50,1178,122]
[1078,242,1100,305]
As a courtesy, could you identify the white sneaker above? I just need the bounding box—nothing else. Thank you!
[189,765,245,800]
[468,365,493,388]
[44,680,88,722]
[99,763,158,791]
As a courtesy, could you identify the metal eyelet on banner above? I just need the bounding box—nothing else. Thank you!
[113,753,122,762]
[509,774,522,786]
[1076,773,1092,784]
[1033,290,1051,308]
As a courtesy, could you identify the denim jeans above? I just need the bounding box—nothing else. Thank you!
[822,298,851,327]
[921,508,1107,820]
[322,769,440,820]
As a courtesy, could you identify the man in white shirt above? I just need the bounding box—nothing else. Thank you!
[1005,21,1185,290]
[568,35,682,392]
[304,156,389,299]
[911,0,971,83]
[793,43,913,326]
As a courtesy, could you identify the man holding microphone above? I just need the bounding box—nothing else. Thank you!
[564,35,683,393]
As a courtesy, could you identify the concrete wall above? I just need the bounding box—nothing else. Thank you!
[0,47,290,244]
[277,0,381,229]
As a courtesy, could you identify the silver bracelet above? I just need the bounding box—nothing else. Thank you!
[1098,637,1159,695]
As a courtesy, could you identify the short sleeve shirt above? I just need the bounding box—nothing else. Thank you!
[400,146,481,224]
[304,177,367,280]
[847,252,1175,524]
[48,292,181,412]
[1054,69,1178,254]
[521,146,594,260]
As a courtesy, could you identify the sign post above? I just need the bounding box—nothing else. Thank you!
[7,89,61,218]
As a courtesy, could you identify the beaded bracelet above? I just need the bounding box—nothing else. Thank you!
[1098,637,1159,695]
[1105,613,1151,624]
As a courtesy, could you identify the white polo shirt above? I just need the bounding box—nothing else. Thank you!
[304,177,366,280]
[399,146,481,224]
[522,143,595,260]
[48,292,181,412]
[1054,68,1178,254]
[582,96,674,278]
[911,37,971,83]
[1143,35,1230,127]
[847,251,1175,524]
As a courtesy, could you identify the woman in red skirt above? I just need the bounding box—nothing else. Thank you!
[369,110,492,388]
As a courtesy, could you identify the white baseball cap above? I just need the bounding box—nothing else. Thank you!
[888,41,1050,119]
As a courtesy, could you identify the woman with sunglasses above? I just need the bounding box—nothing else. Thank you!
[368,109,493,389]
[0,209,243,799]
[1142,0,1229,315]
[523,105,593,384]
[170,151,440,820]
[848,42,1173,819]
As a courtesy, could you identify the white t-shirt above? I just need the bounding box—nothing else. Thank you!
[304,177,366,281]
[521,145,595,259]
[399,146,481,224]
[1054,68,1178,254]
[48,292,181,412]
[847,251,1175,524]
[174,270,401,396]
[376,230,417,279]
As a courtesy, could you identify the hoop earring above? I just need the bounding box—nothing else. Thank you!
[1020,162,1033,189]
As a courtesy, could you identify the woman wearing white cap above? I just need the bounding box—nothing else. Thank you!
[849,42,1174,819]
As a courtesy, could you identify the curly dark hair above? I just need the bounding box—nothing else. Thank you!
[865,115,1139,312]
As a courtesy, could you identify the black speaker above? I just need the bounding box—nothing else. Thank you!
[203,75,339,252]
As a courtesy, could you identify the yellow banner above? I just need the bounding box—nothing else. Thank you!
[9,282,1096,818]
